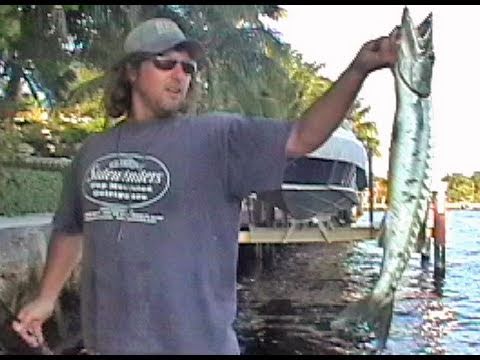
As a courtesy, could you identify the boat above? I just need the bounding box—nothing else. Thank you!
[256,125,368,224]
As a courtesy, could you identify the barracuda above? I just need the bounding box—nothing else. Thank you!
[331,7,435,349]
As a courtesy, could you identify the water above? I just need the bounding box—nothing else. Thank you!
[235,210,480,355]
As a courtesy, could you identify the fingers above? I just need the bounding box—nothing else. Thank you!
[370,34,399,65]
[12,308,46,348]
[389,25,401,39]
[389,26,402,49]
[32,321,45,346]
[12,320,42,348]
[352,27,402,75]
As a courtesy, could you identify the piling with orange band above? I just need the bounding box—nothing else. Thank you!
[433,209,446,247]
[432,182,448,279]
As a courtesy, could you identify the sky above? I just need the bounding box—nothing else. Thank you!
[262,5,480,185]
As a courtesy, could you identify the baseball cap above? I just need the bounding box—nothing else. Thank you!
[123,18,204,60]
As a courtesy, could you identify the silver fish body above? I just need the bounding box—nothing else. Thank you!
[331,7,435,349]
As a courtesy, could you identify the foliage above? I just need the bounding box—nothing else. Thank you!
[374,176,389,203]
[0,167,63,216]
[446,173,476,203]
[34,62,78,103]
[0,118,22,205]
[279,49,330,118]
[1,60,109,157]
[14,99,108,158]
[0,5,21,50]
[472,173,480,203]
[374,173,480,205]
[1,5,381,138]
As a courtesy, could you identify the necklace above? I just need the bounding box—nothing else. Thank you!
[112,118,178,241]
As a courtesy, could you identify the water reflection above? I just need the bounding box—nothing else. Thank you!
[236,211,480,355]
[236,242,366,354]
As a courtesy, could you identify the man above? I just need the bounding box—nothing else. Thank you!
[12,17,399,354]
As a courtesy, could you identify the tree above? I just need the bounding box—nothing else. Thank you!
[0,5,21,51]
[1,5,383,157]
[472,173,480,202]
[447,174,474,203]
[276,49,330,119]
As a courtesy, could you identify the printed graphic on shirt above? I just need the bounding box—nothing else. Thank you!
[82,153,169,224]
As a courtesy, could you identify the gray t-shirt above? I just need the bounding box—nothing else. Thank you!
[52,113,293,354]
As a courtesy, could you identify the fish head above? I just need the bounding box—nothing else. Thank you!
[397,7,435,97]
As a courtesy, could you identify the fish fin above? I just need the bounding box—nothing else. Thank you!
[331,294,395,350]
[414,204,430,253]
[377,211,392,247]
[373,295,395,349]
[330,298,370,334]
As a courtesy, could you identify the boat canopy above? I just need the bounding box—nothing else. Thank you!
[306,126,367,172]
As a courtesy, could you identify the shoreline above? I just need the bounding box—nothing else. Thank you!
[362,203,480,211]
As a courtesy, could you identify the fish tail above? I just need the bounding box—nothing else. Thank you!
[373,296,395,349]
[331,293,395,349]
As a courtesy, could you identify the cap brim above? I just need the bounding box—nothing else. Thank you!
[175,40,205,61]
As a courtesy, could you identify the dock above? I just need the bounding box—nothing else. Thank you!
[238,226,380,244]
[1,215,380,244]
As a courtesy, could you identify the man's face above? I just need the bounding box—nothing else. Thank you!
[130,50,196,117]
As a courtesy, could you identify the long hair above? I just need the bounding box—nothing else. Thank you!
[104,50,199,119]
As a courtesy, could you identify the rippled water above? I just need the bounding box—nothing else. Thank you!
[236,210,480,355]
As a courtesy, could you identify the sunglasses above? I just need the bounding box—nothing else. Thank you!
[151,56,197,75]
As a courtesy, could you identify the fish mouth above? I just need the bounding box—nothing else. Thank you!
[416,12,432,39]
[397,7,434,98]
[400,7,434,59]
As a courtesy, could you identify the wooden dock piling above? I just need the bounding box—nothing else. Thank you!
[418,201,435,269]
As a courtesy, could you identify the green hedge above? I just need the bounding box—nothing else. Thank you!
[0,168,64,216]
